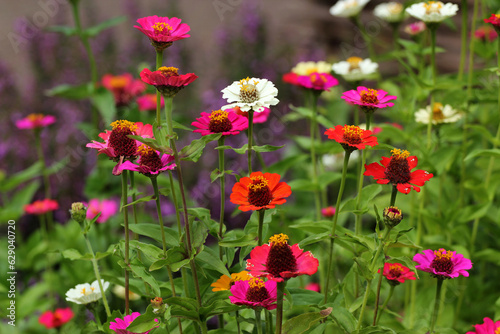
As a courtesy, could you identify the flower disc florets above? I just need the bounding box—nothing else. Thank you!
[238,77,260,103]
[209,110,232,133]
[108,120,139,158]
[430,249,454,278]
[248,176,272,207]
[246,278,270,303]
[265,234,297,278]
[137,144,163,172]
[385,149,411,184]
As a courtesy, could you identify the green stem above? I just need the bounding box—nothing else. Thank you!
[257,210,266,246]
[34,130,51,199]
[323,150,351,303]
[39,214,54,303]
[84,233,111,317]
[156,50,164,126]
[255,309,263,334]
[430,279,444,333]
[121,170,130,315]
[390,185,398,207]
[458,0,468,81]
[168,171,182,236]
[427,25,438,151]
[352,15,375,60]
[265,310,273,334]
[372,271,384,326]
[218,136,226,262]
[376,285,394,325]
[248,110,254,175]
[354,112,372,235]
[310,92,321,220]
[275,281,286,334]
[151,177,168,254]
[236,310,241,334]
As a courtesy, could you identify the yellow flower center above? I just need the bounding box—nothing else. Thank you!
[432,102,445,122]
[108,76,128,89]
[80,287,95,295]
[27,113,44,122]
[384,206,402,220]
[424,1,443,14]
[152,22,173,34]
[137,144,155,156]
[345,0,359,8]
[209,110,232,133]
[360,89,379,104]
[210,110,229,123]
[495,328,500,334]
[391,148,410,160]
[496,14,500,19]
[110,120,138,132]
[389,264,403,273]
[248,176,269,191]
[347,56,363,70]
[388,3,403,14]
[434,248,453,260]
[249,278,265,289]
[268,233,289,245]
[343,125,363,144]
[159,66,179,76]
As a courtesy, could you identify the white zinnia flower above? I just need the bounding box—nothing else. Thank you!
[330,0,371,18]
[405,1,458,23]
[291,61,332,75]
[221,77,279,112]
[332,57,378,82]
[415,103,463,124]
[374,2,406,22]
[66,279,110,305]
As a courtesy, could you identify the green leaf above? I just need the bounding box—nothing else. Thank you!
[180,133,221,162]
[352,325,397,334]
[129,240,164,261]
[149,246,188,272]
[195,247,230,276]
[0,162,42,192]
[128,135,174,155]
[166,296,199,312]
[127,305,158,333]
[128,263,161,296]
[210,169,236,183]
[91,87,116,126]
[287,288,324,306]
[215,144,285,154]
[219,233,257,247]
[354,256,374,280]
[267,155,308,174]
[127,224,180,247]
[282,308,332,334]
[83,16,127,37]
[123,195,155,207]
[341,184,382,214]
[61,248,84,260]
[46,25,78,36]
[45,83,92,99]
[173,120,193,131]
[465,148,500,161]
[330,306,357,333]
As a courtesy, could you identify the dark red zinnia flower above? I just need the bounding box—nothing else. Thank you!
[378,263,416,286]
[140,66,198,98]
[38,308,74,329]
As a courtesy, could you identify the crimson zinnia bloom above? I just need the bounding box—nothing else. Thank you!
[341,86,397,112]
[325,125,378,152]
[226,106,271,124]
[192,109,248,136]
[16,113,56,130]
[140,66,197,98]
[484,14,500,32]
[134,16,190,51]
[230,172,291,212]
[364,149,433,194]
[25,199,59,215]
[413,248,472,279]
[101,73,145,107]
[137,94,164,112]
[39,308,74,329]
[378,263,417,286]
[246,234,319,282]
[229,277,278,310]
[116,144,176,177]
[466,317,500,334]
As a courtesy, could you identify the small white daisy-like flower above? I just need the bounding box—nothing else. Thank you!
[415,103,463,124]
[65,280,110,305]
[405,1,458,23]
[291,61,332,75]
[330,0,371,18]
[374,2,406,22]
[221,77,279,112]
[332,57,378,82]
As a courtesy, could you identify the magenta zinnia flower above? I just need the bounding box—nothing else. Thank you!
[341,86,397,112]
[246,234,319,282]
[38,307,74,329]
[378,263,417,286]
[140,67,197,98]
[466,317,500,334]
[226,106,271,124]
[101,73,145,107]
[110,312,157,334]
[192,109,248,136]
[296,72,339,91]
[134,16,190,51]
[116,144,176,177]
[137,94,164,112]
[16,113,56,130]
[86,199,119,223]
[229,278,277,310]
[413,248,472,279]
[321,206,336,218]
[24,199,59,215]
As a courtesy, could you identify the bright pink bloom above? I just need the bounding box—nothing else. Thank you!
[16,113,56,130]
[341,86,397,111]
[39,308,74,329]
[305,282,321,292]
[474,25,498,42]
[378,263,417,285]
[413,248,472,279]
[192,109,248,136]
[110,312,157,334]
[296,73,339,91]
[282,72,299,86]
[140,67,197,97]
[466,317,500,334]
[137,94,164,111]
[229,278,278,310]
[86,199,119,223]
[24,199,59,215]
[484,14,500,30]
[364,149,433,194]
[325,125,378,151]
[226,106,271,124]
[404,21,426,36]
[321,206,336,218]
[134,16,190,43]
[116,144,176,177]
[101,74,146,107]
[247,234,319,282]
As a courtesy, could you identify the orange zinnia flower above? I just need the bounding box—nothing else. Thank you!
[230,172,292,212]
[210,271,253,292]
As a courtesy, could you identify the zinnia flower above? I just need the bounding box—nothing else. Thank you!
[110,312,157,334]
[341,86,397,112]
[404,21,427,35]
[86,198,119,223]
[321,206,336,218]
[405,1,459,23]
[134,16,190,51]
[474,26,498,42]
[24,199,59,215]
[221,77,279,112]
[38,308,74,329]
[137,94,164,112]
[246,234,319,282]
[140,66,198,98]
[226,106,271,124]
[305,282,321,292]
[230,172,291,212]
[484,14,500,32]
[466,317,500,334]
[65,279,110,305]
[192,109,248,136]
[364,149,433,194]
[211,271,253,292]
[330,0,370,18]
[283,61,339,91]
[16,113,56,130]
[378,263,417,286]
[229,278,278,310]
[116,144,176,177]
[101,73,146,107]
[332,57,379,82]
[374,2,406,22]
[415,102,463,125]
[324,124,378,152]
[413,248,472,279]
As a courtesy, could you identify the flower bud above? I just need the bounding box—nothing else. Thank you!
[383,206,403,228]
[70,202,87,224]
[151,297,164,314]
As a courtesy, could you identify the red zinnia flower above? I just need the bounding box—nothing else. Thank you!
[116,144,176,177]
[364,149,433,194]
[24,199,59,215]
[246,234,319,282]
[137,94,164,112]
[413,248,472,279]
[466,317,500,334]
[39,308,74,329]
[230,172,291,212]
[341,86,397,112]
[134,16,190,51]
[321,206,336,218]
[192,109,248,136]
[16,113,56,130]
[101,73,145,107]
[474,25,498,42]
[484,14,500,32]
[140,66,198,98]
[378,263,417,286]
[229,278,278,310]
[325,124,378,152]
[305,282,321,292]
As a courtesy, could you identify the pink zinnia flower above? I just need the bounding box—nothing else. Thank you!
[413,248,473,279]
[474,25,498,42]
[305,282,321,292]
[378,263,417,286]
[137,94,164,112]
[341,86,397,112]
[282,72,299,86]
[321,206,336,218]
[229,278,278,310]
[466,317,500,334]
[86,199,119,223]
[39,308,74,329]
[296,73,339,91]
[484,14,500,32]
[140,67,197,98]
[226,106,271,124]
[404,21,426,36]
[24,199,59,215]
[134,16,190,45]
[101,74,146,107]
[247,234,319,282]
[192,109,248,136]
[116,144,176,177]
[110,312,157,334]
[16,113,56,130]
